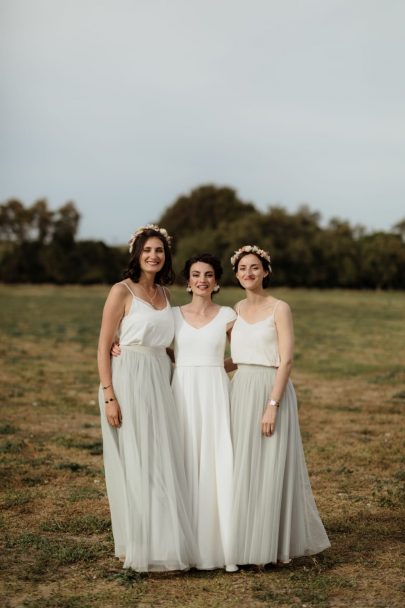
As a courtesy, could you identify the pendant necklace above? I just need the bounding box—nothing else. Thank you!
[139,283,159,306]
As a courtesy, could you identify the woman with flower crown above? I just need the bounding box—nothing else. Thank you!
[97,225,196,572]
[228,245,330,566]
[171,253,238,573]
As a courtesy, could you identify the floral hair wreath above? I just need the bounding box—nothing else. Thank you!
[230,245,272,272]
[128,224,172,254]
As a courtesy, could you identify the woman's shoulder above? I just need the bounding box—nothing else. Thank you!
[108,280,133,299]
[219,305,237,319]
[233,299,246,313]
[272,298,292,320]
[272,297,290,310]
[161,285,171,300]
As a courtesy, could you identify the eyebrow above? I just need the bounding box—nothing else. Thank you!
[191,271,214,274]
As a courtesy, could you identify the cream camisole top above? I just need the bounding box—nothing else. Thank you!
[231,300,281,367]
[118,282,174,348]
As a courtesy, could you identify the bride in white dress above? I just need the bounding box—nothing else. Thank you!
[171,253,238,572]
[97,225,196,572]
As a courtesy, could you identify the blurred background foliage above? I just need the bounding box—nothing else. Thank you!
[1,185,404,288]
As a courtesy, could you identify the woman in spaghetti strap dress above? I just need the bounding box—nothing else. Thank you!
[171,254,238,572]
[97,225,196,572]
[228,245,330,566]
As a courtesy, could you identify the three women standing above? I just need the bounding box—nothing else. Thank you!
[98,227,329,572]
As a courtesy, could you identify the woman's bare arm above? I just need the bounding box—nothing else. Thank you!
[97,284,127,427]
[261,301,294,437]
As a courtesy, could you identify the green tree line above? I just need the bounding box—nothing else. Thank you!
[1,187,404,288]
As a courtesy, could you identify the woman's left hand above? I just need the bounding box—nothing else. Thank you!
[261,404,277,437]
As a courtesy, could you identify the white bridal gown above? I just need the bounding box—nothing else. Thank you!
[171,306,236,569]
[99,283,196,571]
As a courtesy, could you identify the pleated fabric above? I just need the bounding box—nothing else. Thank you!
[230,365,330,565]
[172,365,233,569]
[99,344,197,572]
[171,306,236,569]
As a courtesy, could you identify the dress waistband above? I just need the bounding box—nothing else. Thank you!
[175,356,224,367]
[175,363,223,368]
[236,363,278,371]
[121,344,168,356]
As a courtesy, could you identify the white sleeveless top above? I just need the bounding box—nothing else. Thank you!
[173,306,236,367]
[231,300,281,367]
[118,283,174,348]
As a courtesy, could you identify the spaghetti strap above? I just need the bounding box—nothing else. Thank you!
[161,286,169,305]
[235,300,245,315]
[273,299,281,317]
[121,281,137,298]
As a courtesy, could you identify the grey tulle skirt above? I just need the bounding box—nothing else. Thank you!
[99,344,197,571]
[230,365,330,565]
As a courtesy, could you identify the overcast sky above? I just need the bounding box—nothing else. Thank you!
[1,0,404,243]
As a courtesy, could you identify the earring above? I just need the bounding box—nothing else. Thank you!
[186,286,192,293]
[213,285,220,293]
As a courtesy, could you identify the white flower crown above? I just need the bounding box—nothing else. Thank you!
[230,245,272,271]
[128,224,172,253]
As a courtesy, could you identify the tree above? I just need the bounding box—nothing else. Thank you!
[158,184,257,252]
[52,202,80,248]
[0,199,32,243]
[359,233,405,289]
[392,218,405,241]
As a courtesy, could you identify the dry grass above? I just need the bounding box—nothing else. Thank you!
[0,285,404,608]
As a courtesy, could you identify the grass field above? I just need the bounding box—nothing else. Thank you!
[0,285,404,608]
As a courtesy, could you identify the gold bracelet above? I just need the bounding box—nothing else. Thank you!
[267,399,280,408]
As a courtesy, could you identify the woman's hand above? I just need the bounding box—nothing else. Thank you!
[106,398,122,427]
[111,342,121,357]
[261,404,277,437]
[224,357,237,373]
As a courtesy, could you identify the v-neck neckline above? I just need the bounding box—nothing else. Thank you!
[178,306,222,330]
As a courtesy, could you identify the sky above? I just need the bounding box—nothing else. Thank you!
[1,0,404,244]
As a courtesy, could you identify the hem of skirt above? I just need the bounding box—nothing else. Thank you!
[195,563,226,571]
[123,564,191,572]
[122,561,192,572]
[233,541,331,566]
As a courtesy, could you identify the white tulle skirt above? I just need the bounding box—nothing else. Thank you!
[230,365,330,565]
[171,365,233,569]
[99,344,197,572]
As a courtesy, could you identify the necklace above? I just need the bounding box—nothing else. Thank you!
[138,283,159,306]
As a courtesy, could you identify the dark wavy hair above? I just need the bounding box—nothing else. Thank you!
[182,253,223,295]
[233,251,271,289]
[122,228,175,285]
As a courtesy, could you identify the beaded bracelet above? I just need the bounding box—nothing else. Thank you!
[104,397,116,404]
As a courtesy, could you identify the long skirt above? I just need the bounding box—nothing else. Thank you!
[99,344,197,571]
[230,364,330,565]
[172,365,233,569]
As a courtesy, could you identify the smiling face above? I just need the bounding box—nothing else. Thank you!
[188,261,217,297]
[139,236,165,275]
[235,253,269,291]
